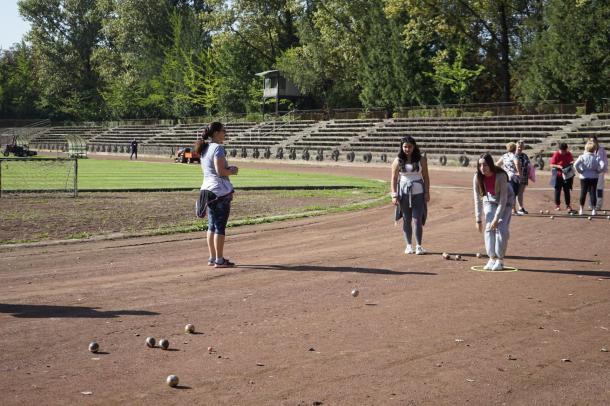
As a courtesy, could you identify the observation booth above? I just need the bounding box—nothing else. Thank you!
[255,70,303,116]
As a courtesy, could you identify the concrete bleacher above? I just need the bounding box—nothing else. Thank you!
[338,115,578,164]
[291,119,382,152]
[30,126,105,150]
[147,122,257,150]
[560,114,610,154]
[223,120,316,150]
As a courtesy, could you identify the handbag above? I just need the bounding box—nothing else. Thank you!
[528,164,536,182]
[562,164,576,180]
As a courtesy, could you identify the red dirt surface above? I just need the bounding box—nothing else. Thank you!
[1,163,609,405]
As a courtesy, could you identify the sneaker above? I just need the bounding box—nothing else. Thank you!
[415,245,426,255]
[483,258,496,270]
[214,258,235,268]
[207,258,216,266]
[404,244,414,254]
[555,206,561,211]
[579,208,583,215]
[521,208,529,214]
[516,209,524,215]
[592,209,597,216]
[491,260,504,271]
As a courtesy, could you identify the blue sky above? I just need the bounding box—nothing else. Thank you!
[0,1,31,49]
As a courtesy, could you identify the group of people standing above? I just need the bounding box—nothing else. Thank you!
[195,121,606,273]
[391,135,607,271]
[550,137,607,215]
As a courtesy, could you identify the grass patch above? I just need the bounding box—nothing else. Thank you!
[1,158,380,190]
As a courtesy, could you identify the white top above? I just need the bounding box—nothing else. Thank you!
[200,143,234,197]
[399,162,424,195]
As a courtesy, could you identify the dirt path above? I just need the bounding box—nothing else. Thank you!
[1,164,609,405]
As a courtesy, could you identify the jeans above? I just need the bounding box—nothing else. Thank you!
[207,194,232,235]
[483,201,512,259]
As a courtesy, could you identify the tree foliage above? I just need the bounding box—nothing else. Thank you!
[0,0,607,120]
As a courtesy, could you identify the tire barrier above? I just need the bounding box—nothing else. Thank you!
[240,147,248,158]
[315,148,324,161]
[252,148,260,159]
[331,149,340,161]
[346,151,355,162]
[289,148,297,160]
[459,155,470,167]
[275,147,284,159]
[263,147,271,159]
[535,154,545,170]
[363,152,372,163]
[380,153,387,163]
[229,148,237,158]
[439,155,447,166]
[302,149,310,161]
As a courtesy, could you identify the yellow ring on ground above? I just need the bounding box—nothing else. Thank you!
[470,265,519,273]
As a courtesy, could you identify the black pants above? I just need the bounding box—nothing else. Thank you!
[580,178,598,208]
[554,176,573,206]
[130,150,137,160]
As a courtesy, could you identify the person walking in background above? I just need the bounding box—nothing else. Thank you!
[514,140,531,215]
[391,136,430,255]
[549,143,575,212]
[473,153,515,271]
[496,142,521,214]
[590,136,608,210]
[574,141,606,215]
[195,122,238,268]
[130,139,138,160]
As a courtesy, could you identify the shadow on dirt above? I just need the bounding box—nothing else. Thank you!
[237,264,436,275]
[0,304,159,318]
[428,252,598,263]
[518,269,610,278]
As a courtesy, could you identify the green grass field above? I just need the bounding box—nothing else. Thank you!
[0,158,381,190]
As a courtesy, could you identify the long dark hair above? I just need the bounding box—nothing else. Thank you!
[397,136,422,168]
[475,153,506,197]
[194,122,224,155]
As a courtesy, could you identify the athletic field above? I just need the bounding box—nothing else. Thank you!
[1,161,609,405]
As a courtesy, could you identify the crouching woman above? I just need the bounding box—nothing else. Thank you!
[473,153,515,271]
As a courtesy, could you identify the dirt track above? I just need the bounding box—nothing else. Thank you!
[1,164,610,405]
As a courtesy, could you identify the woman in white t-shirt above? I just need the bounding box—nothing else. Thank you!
[390,136,430,255]
[496,142,521,214]
[195,122,239,268]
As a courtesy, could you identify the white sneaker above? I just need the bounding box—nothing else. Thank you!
[592,209,597,216]
[491,260,504,271]
[483,258,495,270]
[579,208,583,215]
[404,244,414,254]
[415,245,426,255]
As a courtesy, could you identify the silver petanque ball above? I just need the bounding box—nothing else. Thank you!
[159,339,169,350]
[475,252,482,258]
[184,324,195,334]
[351,289,359,297]
[146,337,156,348]
[88,342,99,353]
[166,375,179,387]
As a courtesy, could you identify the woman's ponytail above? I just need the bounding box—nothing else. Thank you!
[195,121,224,156]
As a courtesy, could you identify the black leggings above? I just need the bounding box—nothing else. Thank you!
[580,178,598,208]
[554,176,573,206]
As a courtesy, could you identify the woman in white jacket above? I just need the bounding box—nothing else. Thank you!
[473,153,515,271]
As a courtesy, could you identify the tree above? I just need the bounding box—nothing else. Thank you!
[387,0,544,102]
[515,0,610,110]
[19,0,106,120]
